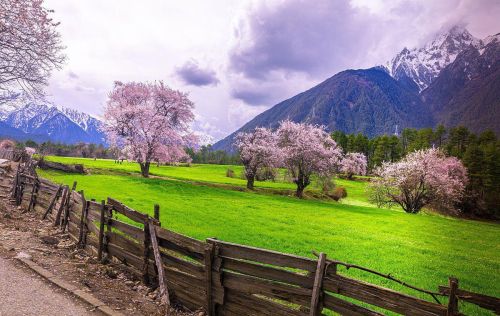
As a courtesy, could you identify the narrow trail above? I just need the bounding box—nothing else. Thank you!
[0,255,98,316]
[0,160,98,316]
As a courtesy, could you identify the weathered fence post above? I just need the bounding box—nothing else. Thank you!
[142,219,151,285]
[148,221,170,307]
[62,182,77,232]
[97,200,106,261]
[102,202,113,263]
[15,171,25,206]
[310,252,326,316]
[447,277,459,315]
[11,168,19,199]
[204,243,214,316]
[54,185,68,226]
[207,239,224,315]
[154,204,160,226]
[78,191,89,246]
[43,185,63,219]
[26,176,39,213]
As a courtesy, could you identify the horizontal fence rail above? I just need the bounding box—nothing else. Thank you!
[9,169,500,316]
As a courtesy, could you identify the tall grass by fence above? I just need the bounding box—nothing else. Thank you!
[10,168,500,315]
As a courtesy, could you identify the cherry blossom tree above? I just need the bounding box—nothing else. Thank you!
[340,152,367,179]
[369,148,468,214]
[155,144,192,166]
[235,127,282,189]
[0,139,15,150]
[0,0,65,101]
[103,81,195,177]
[277,121,342,197]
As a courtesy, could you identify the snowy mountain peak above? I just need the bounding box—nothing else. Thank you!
[385,25,480,91]
[1,100,106,144]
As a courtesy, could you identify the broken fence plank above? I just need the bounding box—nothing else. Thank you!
[149,220,170,307]
[310,252,326,316]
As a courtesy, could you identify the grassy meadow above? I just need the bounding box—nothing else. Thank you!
[38,156,500,314]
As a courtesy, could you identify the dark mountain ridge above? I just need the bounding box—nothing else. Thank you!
[213,27,499,152]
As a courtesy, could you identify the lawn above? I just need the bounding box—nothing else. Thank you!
[44,156,372,207]
[37,158,500,315]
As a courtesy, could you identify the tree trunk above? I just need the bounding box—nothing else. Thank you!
[296,183,305,198]
[294,171,310,198]
[140,162,151,178]
[244,165,256,190]
[247,176,255,190]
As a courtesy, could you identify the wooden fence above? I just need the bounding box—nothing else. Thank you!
[0,149,15,160]
[10,169,500,316]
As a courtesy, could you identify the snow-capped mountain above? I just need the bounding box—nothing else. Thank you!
[384,25,481,91]
[213,26,500,151]
[1,101,106,144]
[0,92,29,119]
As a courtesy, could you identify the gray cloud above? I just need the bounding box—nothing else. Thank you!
[175,60,220,87]
[231,86,270,106]
[230,1,379,80]
[228,0,500,106]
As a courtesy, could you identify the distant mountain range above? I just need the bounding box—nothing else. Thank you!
[1,26,498,149]
[0,102,106,144]
[214,26,500,152]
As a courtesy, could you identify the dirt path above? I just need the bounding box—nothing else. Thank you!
[0,161,199,316]
[0,255,99,316]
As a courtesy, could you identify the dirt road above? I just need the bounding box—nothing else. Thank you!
[0,255,99,316]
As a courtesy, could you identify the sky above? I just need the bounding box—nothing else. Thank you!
[43,0,500,142]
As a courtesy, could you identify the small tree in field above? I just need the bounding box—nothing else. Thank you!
[277,121,342,197]
[235,127,282,190]
[340,152,367,179]
[370,148,467,214]
[103,81,195,177]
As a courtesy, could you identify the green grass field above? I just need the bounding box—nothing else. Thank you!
[44,156,372,207]
[39,156,500,314]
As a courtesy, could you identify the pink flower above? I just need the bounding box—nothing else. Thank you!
[103,81,195,177]
[371,148,468,213]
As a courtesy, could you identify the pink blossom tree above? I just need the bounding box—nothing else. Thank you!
[103,81,195,177]
[370,148,468,214]
[0,0,65,101]
[0,139,15,150]
[235,127,282,189]
[277,121,342,197]
[155,144,192,166]
[340,152,367,179]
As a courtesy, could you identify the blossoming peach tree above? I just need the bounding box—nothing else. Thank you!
[340,152,367,179]
[235,127,282,189]
[369,148,468,213]
[277,121,342,197]
[103,81,195,177]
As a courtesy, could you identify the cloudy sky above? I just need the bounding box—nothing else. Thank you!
[43,0,499,142]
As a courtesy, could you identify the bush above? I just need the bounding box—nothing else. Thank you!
[316,176,335,194]
[255,167,277,181]
[331,187,347,201]
[226,169,235,178]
